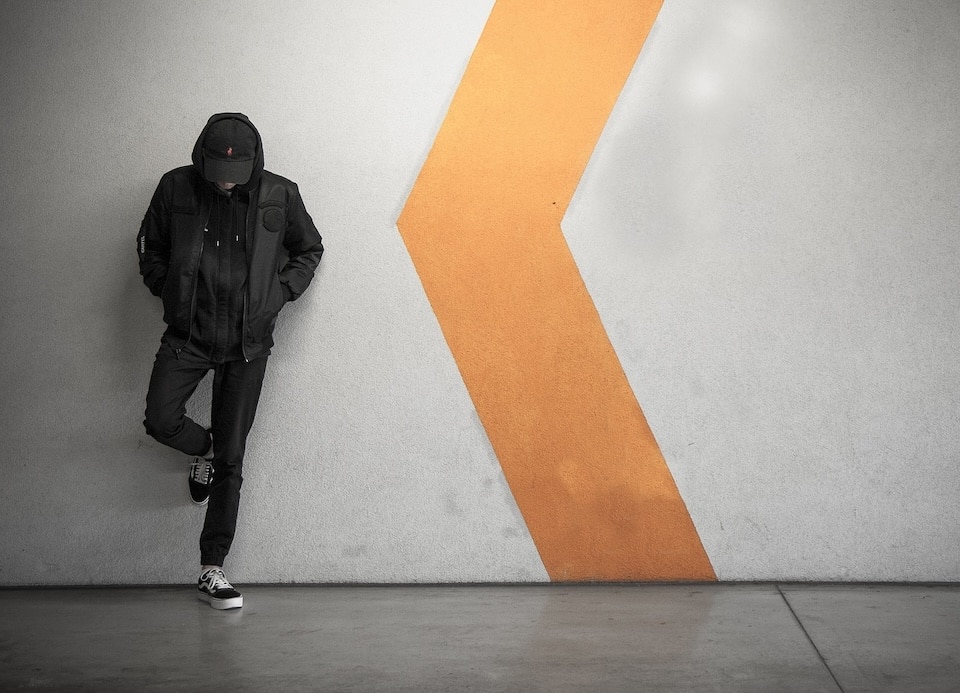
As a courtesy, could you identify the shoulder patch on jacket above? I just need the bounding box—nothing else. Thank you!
[256,171,290,234]
[261,205,284,233]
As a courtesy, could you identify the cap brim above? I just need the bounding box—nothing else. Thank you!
[203,155,254,185]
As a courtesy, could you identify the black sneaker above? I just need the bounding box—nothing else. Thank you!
[197,568,243,610]
[189,457,213,505]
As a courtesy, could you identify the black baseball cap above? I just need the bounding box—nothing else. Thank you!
[202,118,257,184]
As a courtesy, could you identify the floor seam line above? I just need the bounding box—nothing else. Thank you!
[776,583,845,693]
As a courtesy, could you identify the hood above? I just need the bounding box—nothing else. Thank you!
[191,112,265,193]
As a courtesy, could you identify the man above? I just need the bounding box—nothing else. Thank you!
[137,113,324,609]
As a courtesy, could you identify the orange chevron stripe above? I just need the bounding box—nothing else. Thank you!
[398,0,715,581]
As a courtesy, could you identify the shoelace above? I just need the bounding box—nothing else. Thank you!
[202,569,234,592]
[191,459,213,485]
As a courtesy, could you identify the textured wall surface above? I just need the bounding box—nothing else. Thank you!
[399,0,715,582]
[1,0,958,585]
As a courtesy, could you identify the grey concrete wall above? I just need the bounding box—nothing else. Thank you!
[0,0,957,584]
[565,0,960,581]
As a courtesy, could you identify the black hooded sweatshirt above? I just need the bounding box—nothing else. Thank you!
[138,113,324,361]
[192,127,250,362]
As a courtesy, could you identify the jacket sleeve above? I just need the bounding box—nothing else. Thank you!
[137,178,170,297]
[279,183,324,301]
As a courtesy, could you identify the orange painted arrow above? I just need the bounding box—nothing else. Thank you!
[398,0,715,581]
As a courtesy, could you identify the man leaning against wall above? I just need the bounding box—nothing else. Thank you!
[137,112,324,609]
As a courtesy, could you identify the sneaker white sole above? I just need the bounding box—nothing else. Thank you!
[199,592,243,610]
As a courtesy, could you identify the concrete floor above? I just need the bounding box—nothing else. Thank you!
[1,584,958,692]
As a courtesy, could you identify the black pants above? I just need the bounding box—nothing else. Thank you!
[143,337,268,567]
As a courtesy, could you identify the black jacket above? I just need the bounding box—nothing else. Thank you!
[137,113,324,361]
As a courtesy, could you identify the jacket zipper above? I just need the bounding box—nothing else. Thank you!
[241,192,255,362]
[177,207,211,360]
